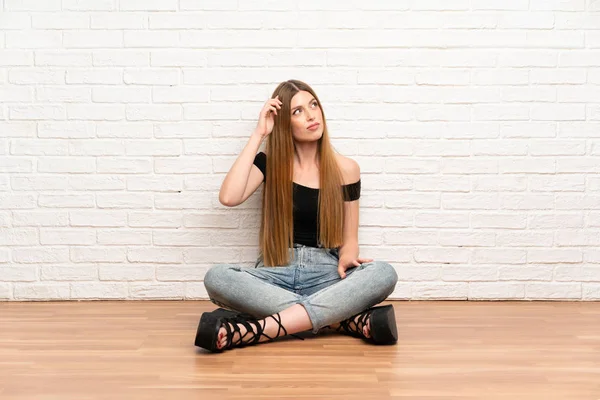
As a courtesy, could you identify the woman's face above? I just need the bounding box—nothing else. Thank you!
[289,90,323,143]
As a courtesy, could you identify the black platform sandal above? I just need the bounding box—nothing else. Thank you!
[210,307,241,317]
[194,311,290,353]
[337,304,398,345]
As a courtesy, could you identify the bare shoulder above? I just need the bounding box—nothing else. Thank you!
[335,153,360,184]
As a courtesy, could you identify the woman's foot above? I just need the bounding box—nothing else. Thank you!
[204,308,260,350]
[329,317,371,339]
[215,320,260,350]
[195,312,289,352]
[332,305,397,345]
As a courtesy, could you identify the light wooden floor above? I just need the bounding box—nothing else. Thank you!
[1,301,599,400]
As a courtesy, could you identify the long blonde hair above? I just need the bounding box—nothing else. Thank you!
[259,80,345,266]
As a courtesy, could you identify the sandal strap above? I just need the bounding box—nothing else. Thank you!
[221,317,258,350]
[240,313,304,341]
[338,309,372,339]
[259,313,286,341]
[221,312,298,349]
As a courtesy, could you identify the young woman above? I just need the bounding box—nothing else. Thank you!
[195,80,398,353]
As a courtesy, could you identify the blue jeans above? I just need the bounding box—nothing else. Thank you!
[203,244,398,334]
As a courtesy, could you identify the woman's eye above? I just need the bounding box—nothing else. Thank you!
[293,102,317,115]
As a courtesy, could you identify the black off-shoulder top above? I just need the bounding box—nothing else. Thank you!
[253,152,360,248]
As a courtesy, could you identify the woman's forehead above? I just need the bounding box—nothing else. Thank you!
[290,91,314,108]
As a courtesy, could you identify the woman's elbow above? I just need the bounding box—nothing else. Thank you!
[219,192,239,207]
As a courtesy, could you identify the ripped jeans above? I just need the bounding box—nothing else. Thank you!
[203,244,398,334]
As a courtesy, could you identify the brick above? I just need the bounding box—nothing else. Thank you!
[71,282,128,299]
[14,283,70,300]
[41,265,97,281]
[525,283,582,299]
[62,0,116,10]
[5,0,60,11]
[129,283,184,299]
[469,283,525,300]
[63,31,123,48]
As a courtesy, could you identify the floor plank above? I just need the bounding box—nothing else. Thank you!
[0,301,599,399]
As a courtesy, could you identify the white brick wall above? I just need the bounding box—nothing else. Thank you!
[1,0,599,301]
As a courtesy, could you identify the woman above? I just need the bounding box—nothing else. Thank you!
[195,80,398,353]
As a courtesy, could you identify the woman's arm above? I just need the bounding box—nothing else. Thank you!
[339,199,359,253]
[218,132,265,207]
[336,156,373,278]
[219,96,281,207]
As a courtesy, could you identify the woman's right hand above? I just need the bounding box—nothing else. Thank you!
[255,95,282,138]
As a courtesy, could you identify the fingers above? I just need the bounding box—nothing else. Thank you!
[338,258,375,279]
[268,96,283,107]
[262,105,279,117]
[265,97,282,116]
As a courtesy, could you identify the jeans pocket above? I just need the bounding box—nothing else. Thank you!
[328,248,340,260]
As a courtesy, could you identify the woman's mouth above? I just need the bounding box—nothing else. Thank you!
[307,123,320,131]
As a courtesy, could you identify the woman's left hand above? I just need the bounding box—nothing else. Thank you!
[337,257,373,279]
